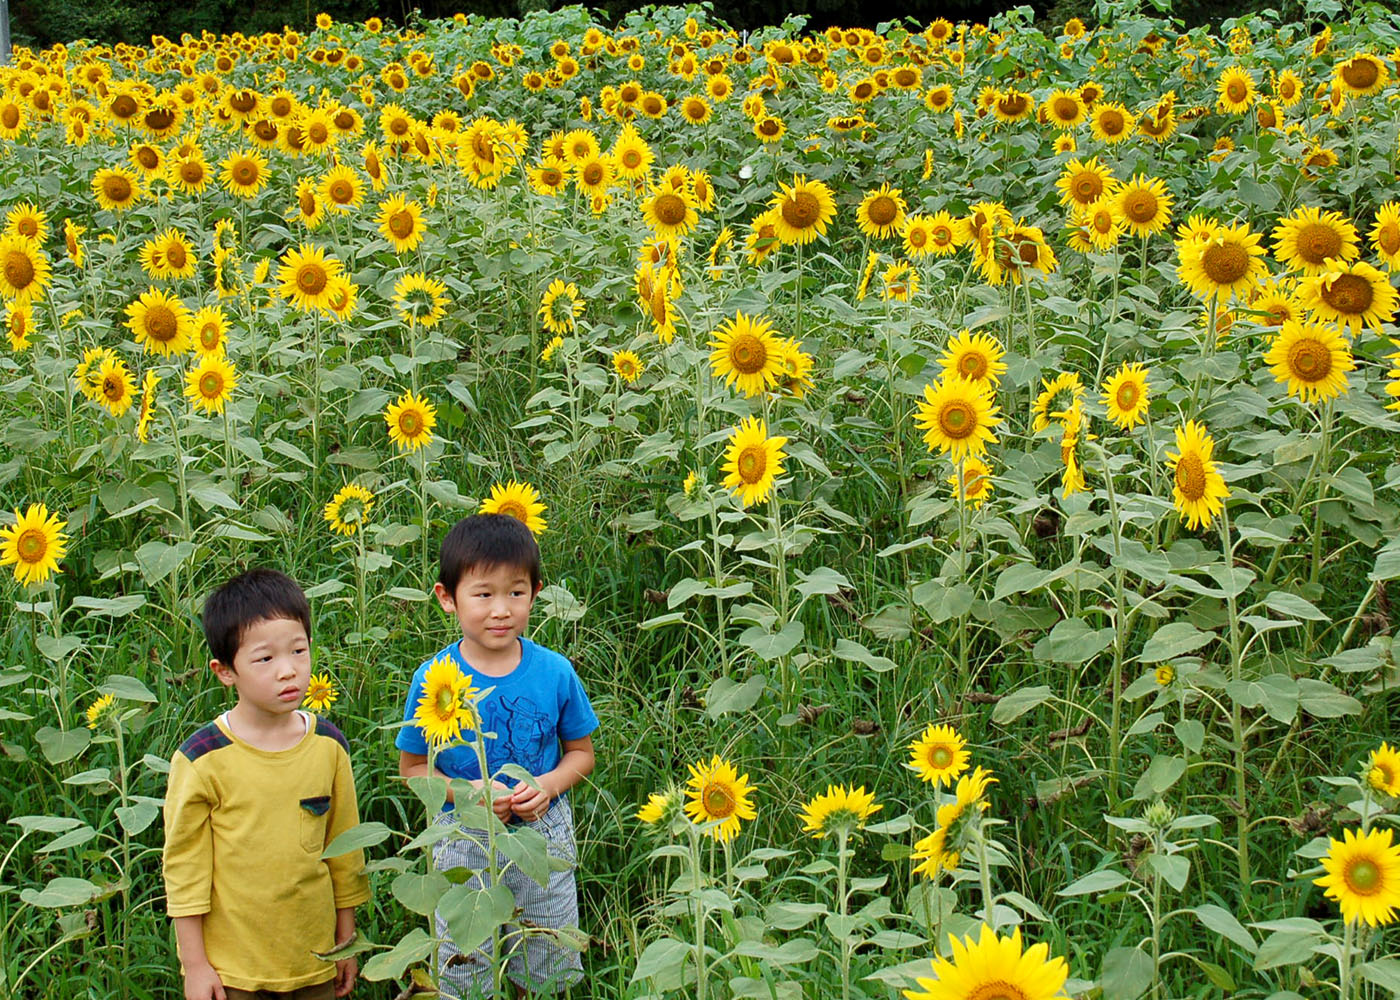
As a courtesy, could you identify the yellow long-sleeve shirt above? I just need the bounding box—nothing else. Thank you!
[162,713,371,992]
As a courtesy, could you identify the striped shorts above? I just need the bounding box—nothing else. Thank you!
[432,796,585,998]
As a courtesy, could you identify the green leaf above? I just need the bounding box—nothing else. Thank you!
[497,826,553,889]
[359,927,434,982]
[34,726,91,764]
[912,580,975,623]
[35,634,82,662]
[765,901,828,930]
[1139,622,1215,663]
[993,563,1049,600]
[832,638,896,673]
[1253,930,1321,971]
[705,674,767,717]
[992,685,1051,725]
[37,825,98,853]
[1100,945,1154,1000]
[1058,869,1128,896]
[115,801,160,836]
[1263,591,1328,622]
[739,620,803,661]
[62,767,112,786]
[321,822,393,859]
[391,871,450,916]
[8,815,85,834]
[1040,618,1114,664]
[135,539,197,585]
[1226,675,1298,724]
[189,486,241,512]
[99,674,158,703]
[733,938,821,964]
[407,776,446,817]
[793,566,852,599]
[1295,679,1362,718]
[630,937,692,985]
[1191,904,1256,954]
[1187,956,1235,991]
[440,882,516,955]
[1145,853,1189,892]
[1174,720,1205,754]
[1357,958,1400,994]
[1134,755,1187,798]
[20,877,103,908]
[1110,540,1170,585]
[70,595,147,618]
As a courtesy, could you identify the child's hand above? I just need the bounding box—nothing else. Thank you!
[483,779,515,822]
[334,955,357,997]
[510,778,553,822]
[183,962,226,1000]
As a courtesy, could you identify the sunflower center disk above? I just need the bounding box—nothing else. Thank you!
[940,402,974,438]
[1346,858,1381,894]
[16,529,47,563]
[655,194,687,226]
[1298,223,1341,263]
[234,163,256,184]
[200,374,222,397]
[1202,242,1250,284]
[702,784,736,817]
[331,182,351,202]
[1175,455,1207,500]
[930,747,952,768]
[112,96,137,117]
[737,446,767,483]
[729,335,767,374]
[146,306,176,341]
[17,220,36,237]
[3,251,34,288]
[1323,274,1373,314]
[1288,339,1331,380]
[298,265,327,294]
[1074,175,1101,201]
[1125,192,1157,223]
[166,244,187,268]
[868,197,897,225]
[958,355,987,379]
[103,377,123,400]
[497,502,526,521]
[300,191,317,215]
[966,982,1028,1000]
[1380,224,1400,254]
[389,211,414,237]
[399,413,421,435]
[433,687,456,720]
[1117,384,1140,409]
[1344,60,1379,89]
[783,192,820,229]
[1227,82,1247,102]
[201,327,219,349]
[1054,98,1078,119]
[1100,111,1124,134]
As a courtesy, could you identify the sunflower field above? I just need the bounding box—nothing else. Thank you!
[3,1,1400,997]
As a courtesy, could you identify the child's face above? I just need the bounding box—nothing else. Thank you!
[211,616,311,720]
[434,562,540,664]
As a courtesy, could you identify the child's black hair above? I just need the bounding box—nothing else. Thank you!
[201,569,311,668]
[438,514,542,593]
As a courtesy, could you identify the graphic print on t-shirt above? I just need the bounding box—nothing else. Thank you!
[490,694,556,775]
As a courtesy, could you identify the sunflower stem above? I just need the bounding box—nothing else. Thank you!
[686,824,709,1000]
[1338,918,1355,1000]
[975,814,996,934]
[836,826,852,1000]
[1098,439,1128,810]
[1149,822,1163,1000]
[955,457,970,695]
[1218,502,1250,891]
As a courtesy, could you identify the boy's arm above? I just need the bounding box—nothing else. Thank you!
[174,915,225,1000]
[326,747,371,910]
[510,735,595,820]
[333,907,357,998]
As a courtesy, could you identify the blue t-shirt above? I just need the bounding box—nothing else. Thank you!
[396,637,598,785]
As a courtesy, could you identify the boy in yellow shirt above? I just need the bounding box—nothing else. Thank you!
[163,569,370,999]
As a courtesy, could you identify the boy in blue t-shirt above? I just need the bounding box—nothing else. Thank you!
[397,514,597,997]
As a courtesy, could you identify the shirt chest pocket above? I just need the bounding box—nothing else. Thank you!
[299,795,331,853]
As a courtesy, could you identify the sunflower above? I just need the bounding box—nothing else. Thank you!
[94,358,136,417]
[856,183,907,239]
[277,243,343,312]
[376,195,426,254]
[140,228,197,281]
[938,330,1007,385]
[770,175,837,246]
[1264,320,1353,403]
[0,97,27,140]
[1177,221,1268,302]
[478,480,548,535]
[1273,206,1360,276]
[135,371,160,443]
[5,202,46,244]
[538,278,584,335]
[1166,420,1229,531]
[637,788,681,826]
[911,823,958,878]
[1043,89,1087,128]
[1032,371,1085,433]
[1335,53,1389,97]
[573,155,614,199]
[1089,101,1135,143]
[319,165,363,213]
[540,335,563,362]
[914,377,1001,463]
[1057,157,1117,209]
[1078,197,1123,251]
[882,262,919,301]
[1370,202,1400,270]
[992,88,1034,123]
[907,723,970,787]
[0,236,51,305]
[184,354,238,415]
[1,503,68,586]
[612,349,644,384]
[798,785,881,839]
[1300,259,1399,336]
[220,149,270,198]
[85,693,118,730]
[168,153,212,195]
[393,271,449,328]
[5,301,33,351]
[904,925,1069,1000]
[528,159,569,197]
[1101,362,1151,430]
[63,219,86,270]
[1216,66,1256,113]
[1314,827,1400,927]
[1252,281,1302,327]
[709,311,784,397]
[611,126,654,181]
[302,673,338,713]
[126,287,193,356]
[948,457,995,508]
[1368,743,1400,798]
[414,655,482,748]
[1115,175,1173,238]
[684,755,757,842]
[720,416,788,507]
[323,483,375,537]
[640,186,698,241]
[383,391,437,452]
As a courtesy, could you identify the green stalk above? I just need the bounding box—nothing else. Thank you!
[470,731,506,999]
[1218,503,1250,889]
[1099,440,1128,809]
[111,713,132,974]
[686,825,709,1000]
[975,815,996,933]
[837,827,852,1000]
[1149,828,1163,1000]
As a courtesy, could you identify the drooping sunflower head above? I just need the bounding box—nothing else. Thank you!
[798,784,882,839]
[1335,53,1389,97]
[323,483,375,536]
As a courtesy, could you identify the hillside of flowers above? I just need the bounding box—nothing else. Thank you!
[1,2,1400,997]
